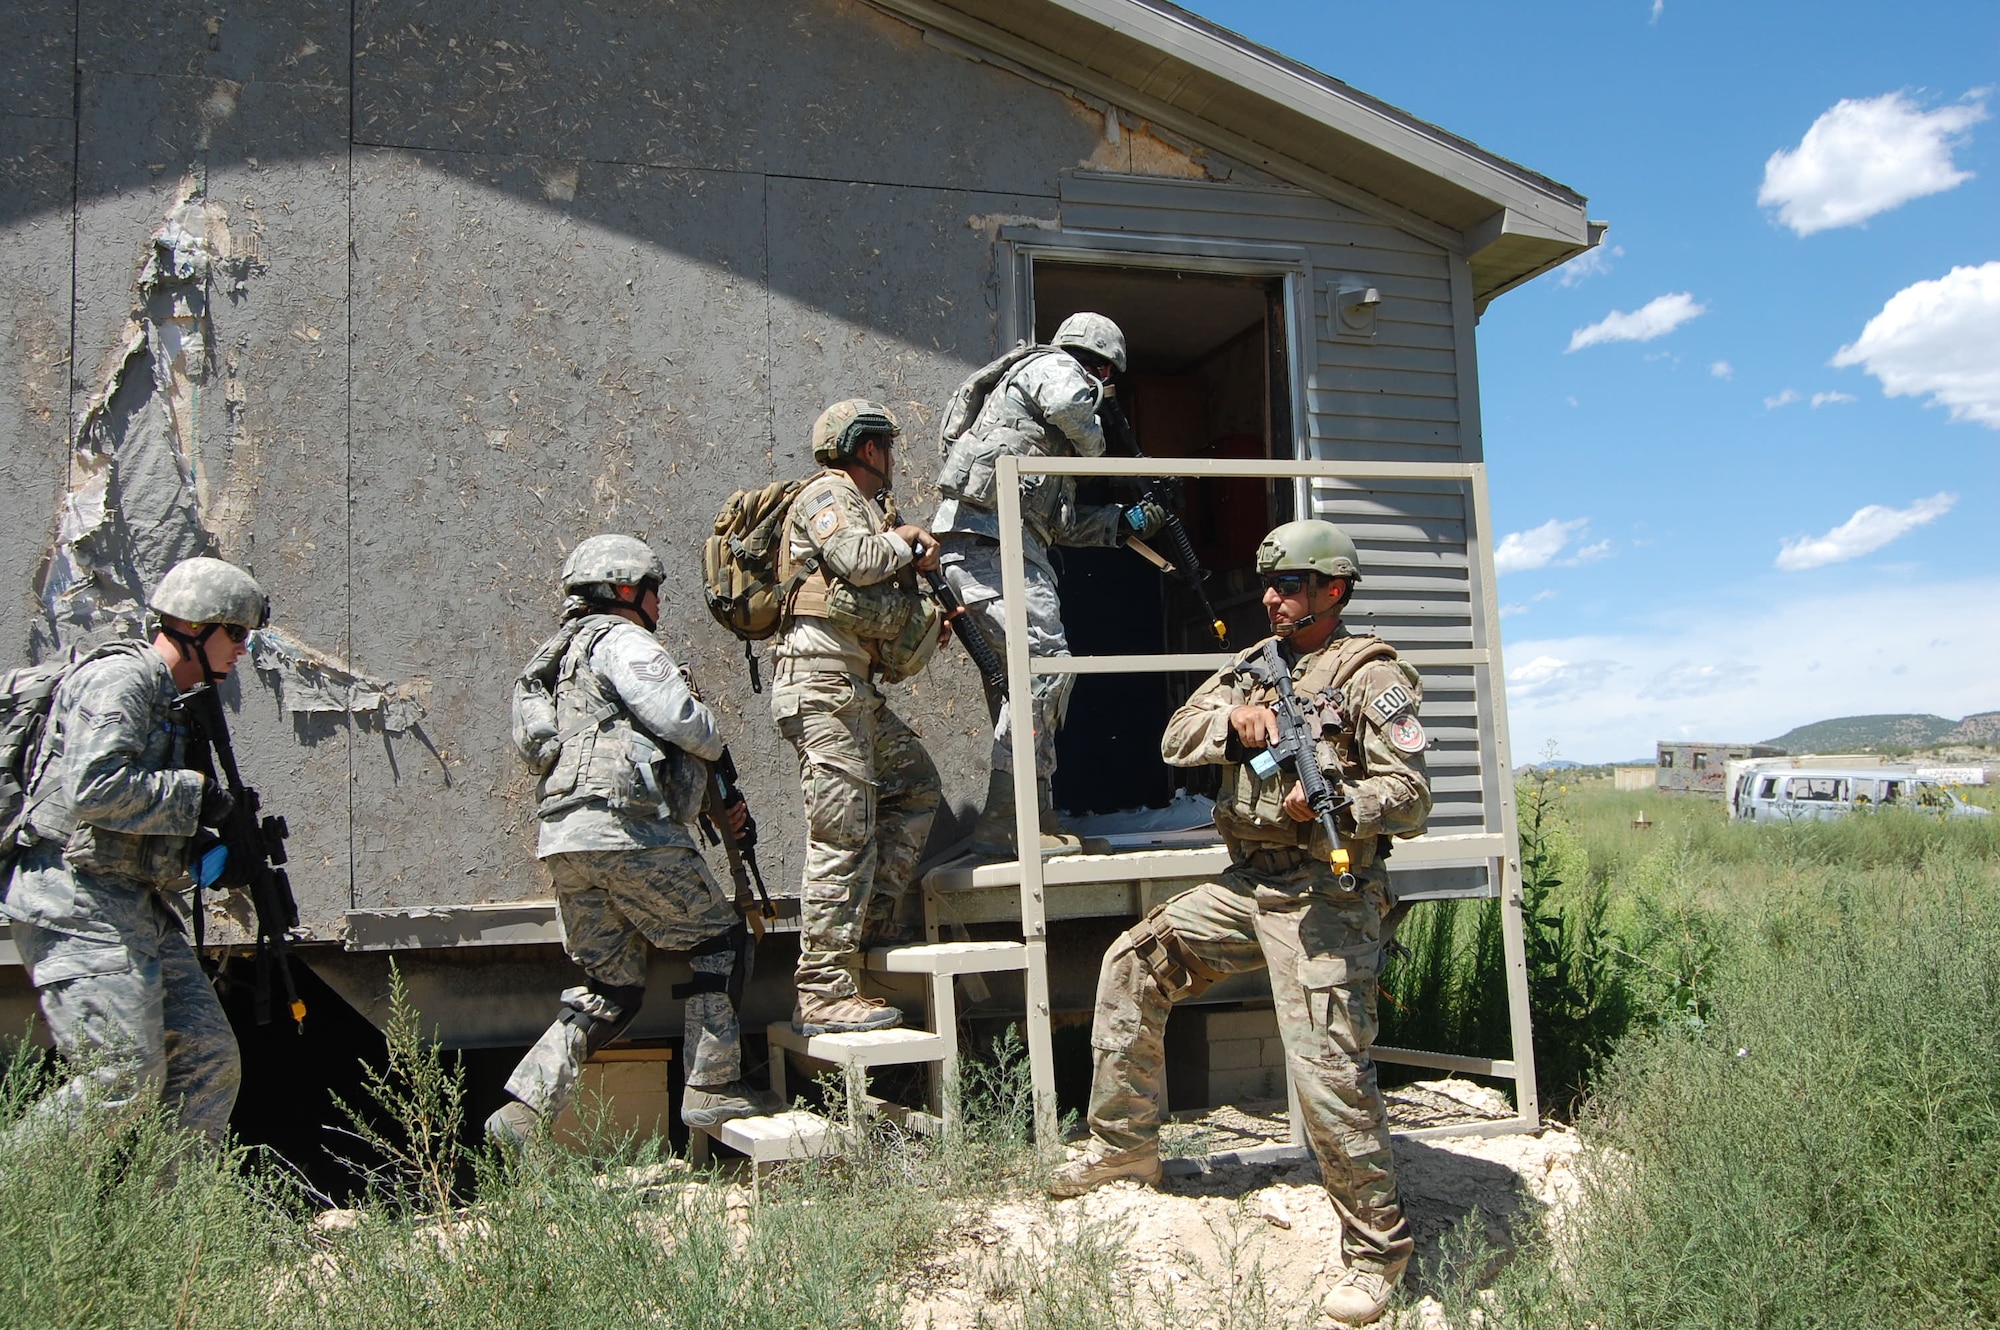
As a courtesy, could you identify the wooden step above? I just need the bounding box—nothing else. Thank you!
[709,1109,844,1164]
[765,1022,947,1068]
[863,940,1029,976]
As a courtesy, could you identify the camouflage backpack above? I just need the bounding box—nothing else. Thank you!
[702,477,811,691]
[0,647,126,877]
[936,341,1045,453]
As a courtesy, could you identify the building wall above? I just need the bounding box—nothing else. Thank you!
[2,0,1500,950]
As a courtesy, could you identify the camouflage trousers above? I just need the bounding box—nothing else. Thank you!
[939,534,1073,779]
[503,846,742,1115]
[1083,856,1412,1275]
[773,671,941,999]
[4,852,240,1146]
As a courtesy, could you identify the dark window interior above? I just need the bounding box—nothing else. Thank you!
[1031,261,1295,817]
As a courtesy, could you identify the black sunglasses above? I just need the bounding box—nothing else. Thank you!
[1260,573,1311,596]
[220,623,253,644]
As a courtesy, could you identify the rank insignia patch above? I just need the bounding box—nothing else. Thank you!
[1389,714,1427,753]
[1369,683,1415,725]
[630,655,672,682]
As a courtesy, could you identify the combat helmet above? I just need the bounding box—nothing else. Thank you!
[811,399,901,466]
[1051,312,1127,374]
[149,557,271,630]
[1255,520,1363,583]
[562,535,665,593]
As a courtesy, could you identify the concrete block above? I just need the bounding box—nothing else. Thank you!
[554,1048,675,1145]
[1261,1036,1289,1067]
[1202,1006,1280,1041]
[1207,1067,1282,1105]
[1207,1037,1262,1071]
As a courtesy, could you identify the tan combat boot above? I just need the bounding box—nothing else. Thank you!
[793,991,903,1036]
[484,1098,541,1150]
[1320,1263,1398,1326]
[1046,1144,1163,1197]
[972,771,1101,857]
[682,1079,781,1129]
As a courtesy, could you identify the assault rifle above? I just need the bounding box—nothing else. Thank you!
[698,746,776,936]
[922,568,1008,699]
[1244,638,1355,890]
[184,685,307,1028]
[1098,394,1229,648]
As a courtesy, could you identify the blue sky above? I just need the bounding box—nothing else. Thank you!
[1188,1,2000,762]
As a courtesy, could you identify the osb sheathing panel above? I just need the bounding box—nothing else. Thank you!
[0,115,73,662]
[2,0,1285,928]
[0,0,74,120]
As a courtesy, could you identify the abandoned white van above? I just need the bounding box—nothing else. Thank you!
[1732,767,1990,824]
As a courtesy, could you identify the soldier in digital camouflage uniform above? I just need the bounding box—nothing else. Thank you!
[486,535,773,1148]
[1049,520,1431,1329]
[774,399,944,1036]
[931,312,1167,854]
[3,557,269,1145]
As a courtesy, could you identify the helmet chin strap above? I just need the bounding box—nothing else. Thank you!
[161,621,225,686]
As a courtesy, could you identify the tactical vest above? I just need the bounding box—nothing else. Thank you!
[535,619,703,824]
[1211,634,1404,867]
[779,472,941,683]
[935,347,1099,546]
[24,641,196,888]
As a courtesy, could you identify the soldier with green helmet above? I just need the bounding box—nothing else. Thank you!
[2,556,270,1145]
[773,399,943,1036]
[931,312,1167,854]
[486,534,774,1148]
[1049,519,1431,1328]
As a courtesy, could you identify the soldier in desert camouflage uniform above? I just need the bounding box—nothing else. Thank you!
[3,557,269,1145]
[931,313,1166,853]
[774,399,944,1036]
[486,535,772,1147]
[1049,520,1431,1329]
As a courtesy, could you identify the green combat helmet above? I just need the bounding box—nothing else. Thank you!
[1255,519,1363,583]
[811,399,901,466]
[149,557,271,630]
[1051,311,1127,373]
[561,535,664,593]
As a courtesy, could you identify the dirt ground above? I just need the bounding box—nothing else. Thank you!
[900,1078,1580,1329]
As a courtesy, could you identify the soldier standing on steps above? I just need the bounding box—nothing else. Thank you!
[1048,520,1431,1329]
[930,312,1167,856]
[487,535,773,1147]
[2,557,268,1146]
[773,400,944,1037]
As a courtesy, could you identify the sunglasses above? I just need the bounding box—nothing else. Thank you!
[220,624,253,644]
[1260,573,1311,596]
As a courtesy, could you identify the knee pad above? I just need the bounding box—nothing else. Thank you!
[1122,910,1224,1004]
[674,926,747,1005]
[558,980,646,1056]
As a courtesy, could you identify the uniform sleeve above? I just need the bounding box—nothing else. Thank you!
[1052,500,1126,550]
[63,661,203,836]
[1342,658,1431,839]
[794,477,913,587]
[594,626,725,763]
[1161,660,1250,767]
[1017,355,1107,457]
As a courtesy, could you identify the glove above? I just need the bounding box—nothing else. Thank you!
[198,779,236,828]
[1123,500,1169,537]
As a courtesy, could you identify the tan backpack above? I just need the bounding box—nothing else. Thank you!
[702,478,812,691]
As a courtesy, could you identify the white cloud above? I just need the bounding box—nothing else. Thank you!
[1775,492,1957,571]
[1759,92,1988,236]
[1500,602,1528,618]
[1567,292,1706,351]
[1567,540,1613,566]
[1810,391,1856,408]
[1764,388,1800,409]
[1495,518,1588,574]
[1709,361,1733,380]
[1556,243,1625,288]
[1501,576,2000,761]
[1831,262,2000,428]
[1649,0,1664,21]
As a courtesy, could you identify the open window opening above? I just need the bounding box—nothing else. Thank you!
[1031,259,1298,819]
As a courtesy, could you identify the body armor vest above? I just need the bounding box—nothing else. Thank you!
[1212,634,1400,866]
[935,347,1098,547]
[779,473,940,682]
[535,620,703,824]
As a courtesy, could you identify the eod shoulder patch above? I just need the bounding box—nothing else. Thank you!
[1368,683,1415,726]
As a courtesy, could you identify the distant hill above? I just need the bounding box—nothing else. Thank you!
[1763,713,1990,753]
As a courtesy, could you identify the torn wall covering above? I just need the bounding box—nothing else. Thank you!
[34,188,424,732]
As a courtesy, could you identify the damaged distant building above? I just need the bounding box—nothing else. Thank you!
[1,0,1594,1135]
